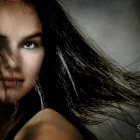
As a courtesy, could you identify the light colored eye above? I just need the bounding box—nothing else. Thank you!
[23,42,38,49]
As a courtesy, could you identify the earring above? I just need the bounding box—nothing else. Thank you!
[34,81,46,110]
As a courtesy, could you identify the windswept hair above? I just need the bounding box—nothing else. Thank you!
[20,1,140,139]
[0,0,140,139]
[24,0,140,119]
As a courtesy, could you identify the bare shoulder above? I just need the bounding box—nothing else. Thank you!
[14,108,84,140]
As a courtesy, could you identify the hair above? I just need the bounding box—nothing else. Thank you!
[0,0,140,139]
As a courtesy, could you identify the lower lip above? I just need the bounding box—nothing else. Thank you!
[0,81,23,88]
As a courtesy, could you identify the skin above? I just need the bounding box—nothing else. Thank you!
[0,2,45,101]
[14,108,84,140]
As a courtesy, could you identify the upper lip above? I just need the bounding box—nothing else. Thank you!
[0,77,24,82]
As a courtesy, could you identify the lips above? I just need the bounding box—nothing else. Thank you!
[0,77,24,88]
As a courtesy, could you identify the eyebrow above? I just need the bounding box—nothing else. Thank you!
[0,32,42,39]
[0,34,8,47]
[0,32,43,46]
[22,32,43,41]
[0,34,7,40]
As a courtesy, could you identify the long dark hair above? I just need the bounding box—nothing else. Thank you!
[1,0,140,139]
[27,0,140,118]
[29,0,140,138]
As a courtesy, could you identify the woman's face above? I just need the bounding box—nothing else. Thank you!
[0,2,45,102]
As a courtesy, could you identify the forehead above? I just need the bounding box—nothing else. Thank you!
[0,1,42,37]
[0,1,34,16]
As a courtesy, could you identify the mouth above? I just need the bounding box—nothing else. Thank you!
[0,77,24,89]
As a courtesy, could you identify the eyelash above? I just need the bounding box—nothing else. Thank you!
[22,41,40,49]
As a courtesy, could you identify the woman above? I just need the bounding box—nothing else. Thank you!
[0,0,139,139]
[0,1,84,139]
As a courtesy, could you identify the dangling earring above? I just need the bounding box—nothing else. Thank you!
[34,81,46,110]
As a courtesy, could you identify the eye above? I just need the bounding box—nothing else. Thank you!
[23,42,39,49]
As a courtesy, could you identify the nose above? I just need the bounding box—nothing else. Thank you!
[8,57,18,69]
[5,53,21,72]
